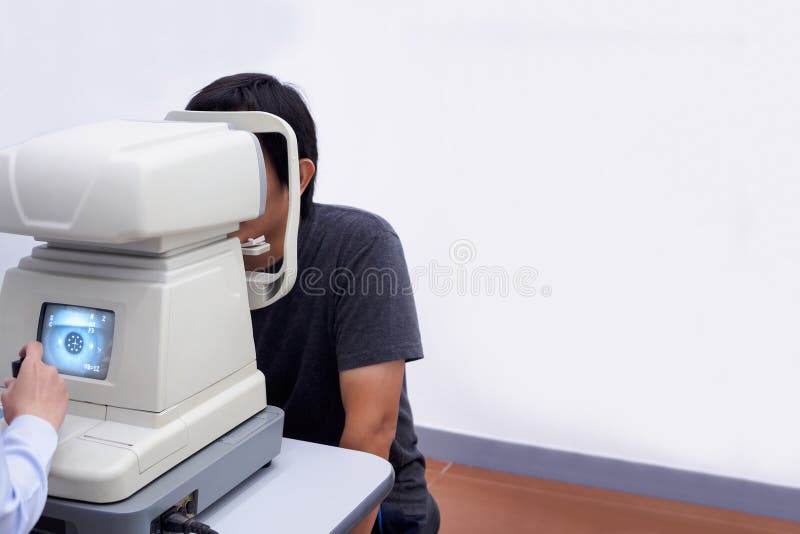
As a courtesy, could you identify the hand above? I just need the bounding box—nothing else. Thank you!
[2,342,68,430]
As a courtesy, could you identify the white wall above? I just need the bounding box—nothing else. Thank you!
[2,0,800,488]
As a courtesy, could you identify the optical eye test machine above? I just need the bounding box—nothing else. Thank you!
[0,111,301,534]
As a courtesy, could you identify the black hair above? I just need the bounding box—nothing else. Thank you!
[186,73,318,218]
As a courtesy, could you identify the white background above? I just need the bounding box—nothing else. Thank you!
[2,1,799,488]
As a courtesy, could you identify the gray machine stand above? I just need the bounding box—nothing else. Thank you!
[32,406,284,534]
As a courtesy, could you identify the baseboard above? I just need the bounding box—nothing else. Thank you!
[415,426,800,523]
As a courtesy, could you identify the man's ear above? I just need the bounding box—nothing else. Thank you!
[298,158,316,195]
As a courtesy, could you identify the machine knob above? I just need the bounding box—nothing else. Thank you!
[11,357,23,378]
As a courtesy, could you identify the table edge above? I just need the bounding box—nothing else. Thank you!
[330,465,395,534]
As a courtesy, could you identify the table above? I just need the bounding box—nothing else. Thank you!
[196,438,395,533]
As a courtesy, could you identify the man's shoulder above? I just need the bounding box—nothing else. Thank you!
[304,204,408,268]
[311,203,398,241]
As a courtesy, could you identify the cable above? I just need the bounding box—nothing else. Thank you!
[161,509,219,534]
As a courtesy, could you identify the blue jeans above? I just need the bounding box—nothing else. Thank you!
[372,493,440,534]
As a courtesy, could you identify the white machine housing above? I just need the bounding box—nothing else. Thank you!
[0,113,300,503]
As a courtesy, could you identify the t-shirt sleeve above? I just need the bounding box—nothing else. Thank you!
[334,229,424,372]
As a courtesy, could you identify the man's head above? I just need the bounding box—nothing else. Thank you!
[186,73,317,268]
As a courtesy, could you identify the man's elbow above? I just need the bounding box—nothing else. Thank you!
[359,412,398,446]
[343,411,399,455]
[374,412,399,445]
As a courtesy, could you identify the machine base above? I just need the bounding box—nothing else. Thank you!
[32,406,284,534]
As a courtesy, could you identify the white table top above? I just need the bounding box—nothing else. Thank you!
[196,438,394,533]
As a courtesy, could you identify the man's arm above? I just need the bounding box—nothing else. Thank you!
[0,342,68,534]
[339,359,405,534]
[0,416,59,534]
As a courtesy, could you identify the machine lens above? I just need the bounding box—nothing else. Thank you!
[65,332,84,354]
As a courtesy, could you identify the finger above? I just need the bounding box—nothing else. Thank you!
[17,346,43,379]
[24,342,43,361]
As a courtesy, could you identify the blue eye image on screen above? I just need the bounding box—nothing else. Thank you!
[38,303,115,380]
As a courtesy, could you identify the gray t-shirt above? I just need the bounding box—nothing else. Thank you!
[250,203,431,513]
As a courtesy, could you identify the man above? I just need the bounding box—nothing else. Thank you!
[0,342,69,534]
[187,74,440,533]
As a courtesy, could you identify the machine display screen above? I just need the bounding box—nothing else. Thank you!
[37,304,115,380]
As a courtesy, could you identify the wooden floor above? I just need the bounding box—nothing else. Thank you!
[425,459,800,533]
